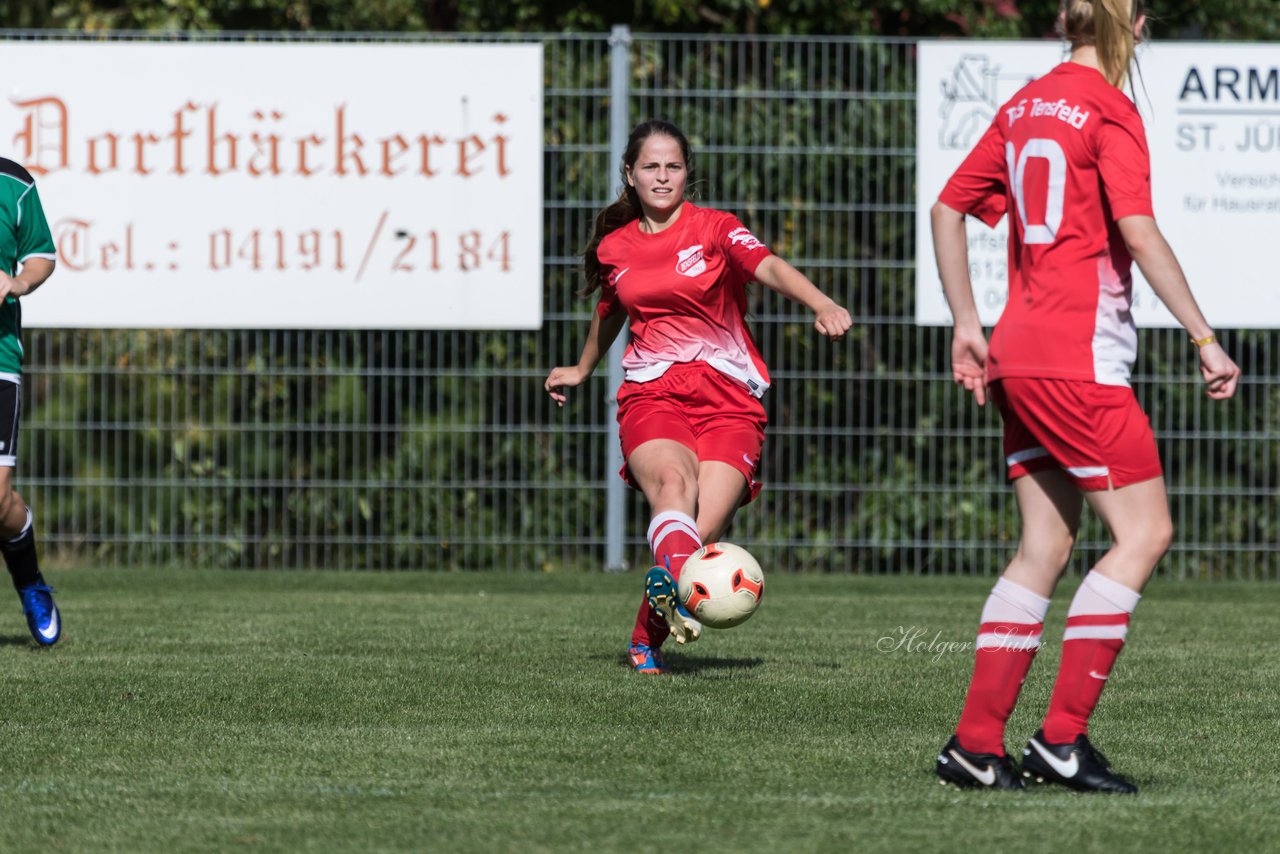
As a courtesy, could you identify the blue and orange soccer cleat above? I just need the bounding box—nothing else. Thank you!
[627,643,668,674]
[644,565,702,645]
[18,581,60,646]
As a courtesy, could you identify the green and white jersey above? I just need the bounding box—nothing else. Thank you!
[0,158,55,375]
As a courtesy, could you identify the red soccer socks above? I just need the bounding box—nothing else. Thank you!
[1042,570,1140,743]
[955,577,1051,755]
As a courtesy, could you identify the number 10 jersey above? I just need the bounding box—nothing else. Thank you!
[939,61,1154,387]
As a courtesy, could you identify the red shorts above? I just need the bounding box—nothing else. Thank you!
[990,377,1163,491]
[616,361,767,503]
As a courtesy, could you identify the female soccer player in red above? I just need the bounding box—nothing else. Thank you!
[931,0,1240,793]
[544,119,851,674]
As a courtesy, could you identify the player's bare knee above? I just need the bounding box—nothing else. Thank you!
[654,466,697,505]
[1018,530,1075,574]
[1115,518,1172,565]
[1145,516,1174,560]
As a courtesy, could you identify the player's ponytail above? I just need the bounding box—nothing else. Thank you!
[1058,0,1146,89]
[582,119,693,295]
[1095,0,1142,88]
[582,188,640,296]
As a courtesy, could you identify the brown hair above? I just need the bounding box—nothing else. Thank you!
[581,119,693,295]
[1059,0,1147,89]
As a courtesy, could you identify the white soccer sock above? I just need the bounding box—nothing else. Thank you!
[976,577,1051,650]
[647,510,701,570]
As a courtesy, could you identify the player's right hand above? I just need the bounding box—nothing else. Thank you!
[544,365,589,407]
[1198,342,1240,400]
[951,328,989,407]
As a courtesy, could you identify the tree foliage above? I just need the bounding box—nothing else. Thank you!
[1,0,1275,39]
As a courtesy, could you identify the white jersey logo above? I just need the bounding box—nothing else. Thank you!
[726,227,764,251]
[675,244,707,277]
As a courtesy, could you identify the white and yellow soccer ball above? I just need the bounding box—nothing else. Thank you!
[677,542,765,629]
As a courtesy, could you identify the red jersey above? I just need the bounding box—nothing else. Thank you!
[596,203,773,397]
[939,62,1154,387]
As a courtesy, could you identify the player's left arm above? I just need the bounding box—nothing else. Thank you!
[753,255,852,340]
[1100,110,1239,400]
[1117,215,1239,400]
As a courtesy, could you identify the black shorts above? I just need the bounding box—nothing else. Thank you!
[0,375,20,467]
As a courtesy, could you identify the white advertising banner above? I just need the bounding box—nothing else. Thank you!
[0,42,544,329]
[916,41,1280,327]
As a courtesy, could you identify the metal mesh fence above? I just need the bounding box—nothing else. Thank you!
[13,31,1279,577]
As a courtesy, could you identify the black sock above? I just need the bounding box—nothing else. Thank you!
[2,507,40,590]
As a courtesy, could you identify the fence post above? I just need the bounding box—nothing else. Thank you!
[605,24,631,572]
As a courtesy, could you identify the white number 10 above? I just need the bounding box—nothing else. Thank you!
[1006,138,1066,245]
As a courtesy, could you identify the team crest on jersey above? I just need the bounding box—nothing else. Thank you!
[727,227,764,251]
[675,244,707,277]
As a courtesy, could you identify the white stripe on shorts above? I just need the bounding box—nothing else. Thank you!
[0,373,20,385]
[1006,447,1049,467]
[1066,465,1109,479]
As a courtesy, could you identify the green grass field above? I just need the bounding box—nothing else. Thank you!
[0,568,1276,852]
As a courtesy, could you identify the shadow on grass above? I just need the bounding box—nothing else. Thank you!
[668,654,764,676]
[0,634,36,648]
[601,649,765,676]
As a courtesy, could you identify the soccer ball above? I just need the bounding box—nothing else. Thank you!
[677,542,765,629]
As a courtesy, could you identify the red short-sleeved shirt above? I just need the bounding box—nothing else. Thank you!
[596,203,773,397]
[939,62,1154,387]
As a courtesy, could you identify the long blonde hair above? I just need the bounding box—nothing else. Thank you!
[1059,0,1147,89]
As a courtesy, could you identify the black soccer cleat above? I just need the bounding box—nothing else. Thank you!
[936,735,1026,790]
[1021,729,1137,794]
